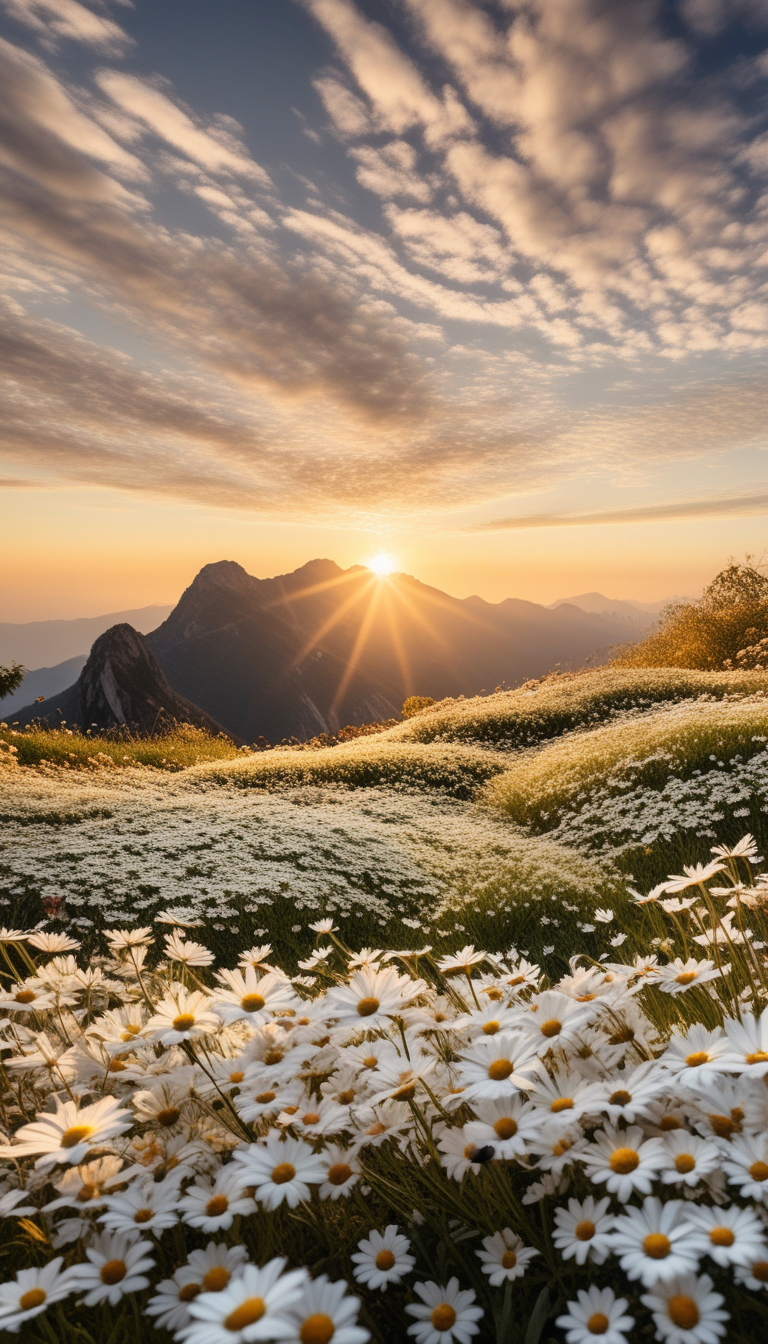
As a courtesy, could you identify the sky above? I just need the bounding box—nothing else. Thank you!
[2,0,768,619]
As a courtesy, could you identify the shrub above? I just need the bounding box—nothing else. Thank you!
[616,562,768,669]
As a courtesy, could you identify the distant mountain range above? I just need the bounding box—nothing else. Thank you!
[549,592,684,630]
[7,560,664,742]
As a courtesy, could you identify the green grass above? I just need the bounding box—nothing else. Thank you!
[0,722,242,770]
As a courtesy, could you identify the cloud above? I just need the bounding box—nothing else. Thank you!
[475,492,768,530]
[95,71,272,184]
[350,141,433,202]
[0,0,130,53]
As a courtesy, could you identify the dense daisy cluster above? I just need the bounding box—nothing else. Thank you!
[0,837,767,1342]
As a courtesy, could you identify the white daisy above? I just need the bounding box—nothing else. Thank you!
[663,861,726,892]
[658,1132,719,1187]
[579,1125,666,1199]
[721,1008,768,1075]
[212,968,297,1026]
[0,982,55,1013]
[104,927,154,950]
[734,1256,768,1290]
[663,1026,734,1090]
[461,1096,540,1159]
[436,1126,495,1181]
[72,1230,155,1306]
[437,946,486,974]
[280,1096,351,1138]
[641,1272,728,1343]
[686,1204,768,1268]
[351,1226,415,1291]
[552,1196,614,1265]
[0,1258,75,1334]
[608,1197,701,1287]
[406,1277,483,1344]
[720,1132,768,1201]
[555,1285,634,1344]
[318,1145,361,1200]
[456,1030,542,1100]
[180,1259,308,1344]
[0,1095,131,1168]
[99,1173,180,1234]
[326,966,422,1030]
[233,1133,328,1210]
[476,1229,539,1285]
[282,1274,369,1344]
[656,960,724,996]
[144,987,219,1045]
[528,1069,605,1125]
[164,931,215,968]
[521,990,599,1051]
[146,1243,249,1332]
[178,1164,256,1231]
[27,932,80,953]
[592,1060,668,1122]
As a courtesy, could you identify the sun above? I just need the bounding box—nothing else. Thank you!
[367,551,397,576]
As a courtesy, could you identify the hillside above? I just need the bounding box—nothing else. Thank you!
[142,558,638,741]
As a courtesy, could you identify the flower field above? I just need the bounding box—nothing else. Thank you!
[2,668,768,1341]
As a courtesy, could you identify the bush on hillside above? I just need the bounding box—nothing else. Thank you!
[0,662,24,700]
[616,562,768,669]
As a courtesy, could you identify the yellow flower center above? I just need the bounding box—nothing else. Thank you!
[540,1018,562,1038]
[551,1098,573,1113]
[172,1014,196,1033]
[501,1250,517,1269]
[241,994,265,1013]
[494,1117,518,1139]
[675,972,696,985]
[609,1090,632,1106]
[225,1298,266,1331]
[229,1072,244,1084]
[709,1113,736,1138]
[178,1283,202,1302]
[263,1051,283,1066]
[675,1153,696,1174]
[575,1220,596,1241]
[205,1195,229,1217]
[488,1059,514,1081]
[362,1056,378,1069]
[300,1315,336,1344]
[752,1260,768,1283]
[643,1233,671,1259]
[659,1115,682,1131]
[19,1289,46,1311]
[749,1160,768,1182]
[431,1304,458,1332]
[375,1249,396,1271]
[356,997,380,1017]
[255,1091,276,1105]
[482,1021,500,1035]
[710,1227,735,1247]
[302,1113,321,1126]
[157,1107,181,1127]
[327,1163,353,1186]
[100,1259,127,1285]
[60,1126,92,1149]
[271,1162,296,1185]
[133,1208,153,1224]
[746,1051,768,1065]
[14,990,36,1004]
[586,1314,610,1336]
[685,1051,710,1068]
[77,1183,96,1203]
[203,1266,231,1292]
[609,1147,639,1174]
[667,1295,699,1330]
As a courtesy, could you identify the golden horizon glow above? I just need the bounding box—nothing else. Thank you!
[367,551,397,576]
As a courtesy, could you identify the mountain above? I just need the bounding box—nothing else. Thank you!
[142,559,639,742]
[12,624,233,738]
[0,604,174,668]
[548,592,679,630]
[0,656,87,719]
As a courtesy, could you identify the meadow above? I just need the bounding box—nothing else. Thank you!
[2,665,768,1341]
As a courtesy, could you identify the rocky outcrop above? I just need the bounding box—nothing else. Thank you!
[10,624,235,738]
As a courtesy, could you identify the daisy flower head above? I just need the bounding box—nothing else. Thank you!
[233,1133,328,1210]
[456,1030,542,1100]
[144,987,219,1045]
[0,1095,131,1168]
[437,1125,495,1181]
[27,931,80,953]
[641,1272,728,1344]
[663,1026,733,1090]
[0,981,55,1013]
[164,931,214,968]
[212,968,298,1027]
[99,1173,180,1234]
[580,1124,666,1200]
[326,966,422,1031]
[146,1243,249,1333]
[552,1195,614,1265]
[659,1132,719,1187]
[556,1285,634,1344]
[720,1132,768,1201]
[522,989,599,1051]
[351,1225,415,1291]
[711,834,761,862]
[282,1273,369,1344]
[594,1060,668,1123]
[181,1258,308,1344]
[437,946,486,975]
[734,1255,768,1291]
[663,861,726,892]
[73,1230,155,1306]
[686,1204,768,1268]
[462,1095,540,1159]
[0,1258,74,1334]
[476,1229,539,1285]
[608,1197,701,1287]
[656,960,723,996]
[721,1008,768,1075]
[104,926,154,951]
[406,1278,483,1344]
[318,1144,360,1201]
[0,928,28,943]
[237,944,275,972]
[178,1164,256,1231]
[347,948,383,971]
[528,1069,606,1126]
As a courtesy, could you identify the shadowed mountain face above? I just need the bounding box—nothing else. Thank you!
[145,560,638,742]
[12,624,233,738]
